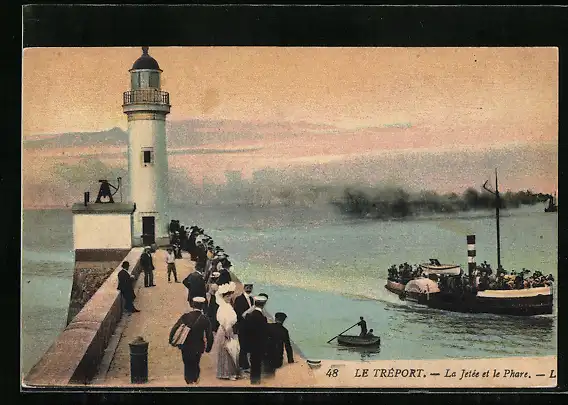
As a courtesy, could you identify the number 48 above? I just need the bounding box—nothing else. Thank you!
[326,368,339,377]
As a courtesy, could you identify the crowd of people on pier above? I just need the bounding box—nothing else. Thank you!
[387,261,555,293]
[119,220,295,385]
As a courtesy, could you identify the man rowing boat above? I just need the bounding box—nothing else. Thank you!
[357,316,367,337]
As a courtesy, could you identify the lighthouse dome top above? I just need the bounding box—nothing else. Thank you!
[131,47,161,71]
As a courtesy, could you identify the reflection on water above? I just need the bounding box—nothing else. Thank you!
[384,302,555,358]
[335,345,382,362]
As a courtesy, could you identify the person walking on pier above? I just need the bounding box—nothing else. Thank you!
[194,239,208,273]
[212,282,241,380]
[266,312,294,370]
[188,227,200,260]
[117,261,139,314]
[166,247,180,283]
[183,268,207,309]
[244,295,269,385]
[141,246,156,287]
[234,283,255,372]
[207,282,220,333]
[216,262,232,286]
[169,297,214,384]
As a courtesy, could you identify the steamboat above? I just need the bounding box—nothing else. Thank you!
[385,170,554,316]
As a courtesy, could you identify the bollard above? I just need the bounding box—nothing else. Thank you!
[129,336,149,383]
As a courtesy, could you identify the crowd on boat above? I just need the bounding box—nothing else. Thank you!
[117,220,295,385]
[387,261,554,293]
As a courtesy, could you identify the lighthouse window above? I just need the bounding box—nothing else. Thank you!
[131,72,141,89]
[142,148,154,165]
[149,72,160,88]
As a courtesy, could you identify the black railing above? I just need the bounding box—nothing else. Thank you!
[123,89,170,105]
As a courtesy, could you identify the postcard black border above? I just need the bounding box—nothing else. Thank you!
[17,3,568,404]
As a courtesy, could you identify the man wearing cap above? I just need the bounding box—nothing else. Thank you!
[266,312,294,370]
[234,283,255,372]
[243,293,268,318]
[169,296,214,384]
[183,267,207,310]
[243,295,269,384]
[117,261,140,314]
[140,246,156,287]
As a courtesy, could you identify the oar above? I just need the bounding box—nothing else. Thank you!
[327,322,360,344]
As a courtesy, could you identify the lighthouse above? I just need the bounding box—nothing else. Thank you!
[122,47,171,246]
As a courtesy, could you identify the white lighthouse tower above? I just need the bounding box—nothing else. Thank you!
[122,47,171,246]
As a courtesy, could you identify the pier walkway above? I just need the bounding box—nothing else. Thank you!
[96,250,316,387]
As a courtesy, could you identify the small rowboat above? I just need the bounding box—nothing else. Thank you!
[337,335,381,347]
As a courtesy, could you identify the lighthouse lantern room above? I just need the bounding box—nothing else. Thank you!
[123,47,171,247]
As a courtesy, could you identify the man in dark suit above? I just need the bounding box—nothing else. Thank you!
[182,269,207,309]
[169,297,214,384]
[216,264,232,286]
[233,283,255,372]
[117,261,139,314]
[266,312,294,370]
[206,282,220,332]
[188,227,200,260]
[244,296,269,384]
[140,246,156,287]
[194,241,208,273]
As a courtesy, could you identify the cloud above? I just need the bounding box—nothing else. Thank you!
[168,147,263,155]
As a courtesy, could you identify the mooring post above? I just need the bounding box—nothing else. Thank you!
[129,336,149,383]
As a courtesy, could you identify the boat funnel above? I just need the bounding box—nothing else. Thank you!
[467,234,476,278]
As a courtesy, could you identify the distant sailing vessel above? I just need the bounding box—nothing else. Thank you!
[545,192,558,213]
[385,170,554,316]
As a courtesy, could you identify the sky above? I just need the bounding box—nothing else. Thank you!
[22,47,558,203]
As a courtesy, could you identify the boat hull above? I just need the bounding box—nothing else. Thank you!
[407,291,553,316]
[387,284,553,316]
[337,335,381,347]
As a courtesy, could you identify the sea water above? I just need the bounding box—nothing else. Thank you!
[20,205,557,374]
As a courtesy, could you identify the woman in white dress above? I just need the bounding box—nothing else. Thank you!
[211,282,241,380]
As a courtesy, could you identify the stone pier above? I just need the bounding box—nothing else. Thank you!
[95,250,316,387]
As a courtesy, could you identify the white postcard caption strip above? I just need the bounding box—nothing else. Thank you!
[309,356,556,388]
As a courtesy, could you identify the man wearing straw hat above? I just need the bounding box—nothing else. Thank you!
[169,296,213,384]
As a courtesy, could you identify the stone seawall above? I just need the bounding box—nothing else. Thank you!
[24,248,143,387]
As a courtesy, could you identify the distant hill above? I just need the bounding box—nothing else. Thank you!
[23,119,336,150]
[23,127,129,149]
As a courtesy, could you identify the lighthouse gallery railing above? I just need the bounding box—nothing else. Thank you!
[123,89,170,105]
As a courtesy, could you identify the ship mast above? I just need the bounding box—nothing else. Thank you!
[483,168,502,271]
